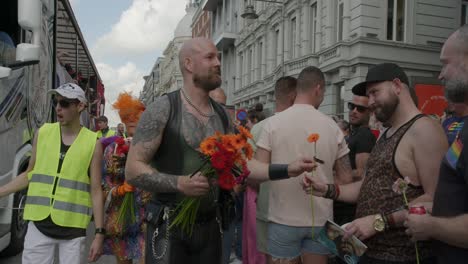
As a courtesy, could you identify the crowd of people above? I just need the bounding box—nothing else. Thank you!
[0,25,467,264]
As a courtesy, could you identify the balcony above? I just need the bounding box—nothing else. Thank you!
[202,0,221,12]
[213,31,237,50]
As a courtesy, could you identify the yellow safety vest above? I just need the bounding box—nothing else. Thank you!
[23,123,97,229]
[96,129,115,139]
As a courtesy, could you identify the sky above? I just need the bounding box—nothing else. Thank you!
[69,0,188,126]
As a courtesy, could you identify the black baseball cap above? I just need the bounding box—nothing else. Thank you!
[352,63,409,96]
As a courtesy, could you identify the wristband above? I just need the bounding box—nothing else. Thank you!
[95,228,106,235]
[268,164,289,181]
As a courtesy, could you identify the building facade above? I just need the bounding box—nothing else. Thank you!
[202,0,465,117]
[192,2,211,38]
[141,2,198,104]
[140,57,164,105]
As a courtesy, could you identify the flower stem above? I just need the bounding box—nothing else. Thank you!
[402,192,409,206]
[403,192,419,264]
[415,242,421,264]
[311,169,316,240]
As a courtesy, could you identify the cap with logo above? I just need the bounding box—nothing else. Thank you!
[48,83,87,103]
[352,63,409,96]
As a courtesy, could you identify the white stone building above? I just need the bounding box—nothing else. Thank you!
[201,0,466,117]
[141,2,198,104]
[140,57,164,105]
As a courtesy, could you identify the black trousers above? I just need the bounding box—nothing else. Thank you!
[146,217,222,264]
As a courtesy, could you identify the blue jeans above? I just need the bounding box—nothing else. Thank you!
[222,218,242,264]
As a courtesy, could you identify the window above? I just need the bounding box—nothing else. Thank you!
[337,1,344,42]
[310,3,317,52]
[258,41,263,79]
[336,84,345,117]
[247,47,252,84]
[462,1,468,25]
[212,10,217,33]
[291,17,296,59]
[387,0,406,41]
[274,28,279,66]
[239,52,243,88]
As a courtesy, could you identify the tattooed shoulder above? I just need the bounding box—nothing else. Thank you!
[132,95,170,145]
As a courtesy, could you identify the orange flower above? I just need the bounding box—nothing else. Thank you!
[232,134,247,150]
[307,133,320,143]
[243,143,253,160]
[238,126,253,139]
[200,137,217,156]
[222,135,237,152]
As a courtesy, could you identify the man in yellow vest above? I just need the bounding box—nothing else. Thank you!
[96,115,115,139]
[0,83,105,264]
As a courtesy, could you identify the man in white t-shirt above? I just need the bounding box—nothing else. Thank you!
[255,66,353,264]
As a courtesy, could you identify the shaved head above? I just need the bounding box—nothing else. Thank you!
[179,38,217,74]
[179,38,221,92]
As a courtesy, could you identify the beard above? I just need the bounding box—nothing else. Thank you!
[374,94,399,123]
[193,67,222,92]
[445,79,468,103]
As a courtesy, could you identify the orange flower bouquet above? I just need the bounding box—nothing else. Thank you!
[169,126,253,236]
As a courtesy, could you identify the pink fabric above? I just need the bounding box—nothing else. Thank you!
[242,186,266,264]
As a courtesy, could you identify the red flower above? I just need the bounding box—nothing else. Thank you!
[211,151,228,170]
[218,172,235,190]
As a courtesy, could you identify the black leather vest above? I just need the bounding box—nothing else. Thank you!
[151,90,229,205]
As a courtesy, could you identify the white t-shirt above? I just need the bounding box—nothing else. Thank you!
[256,104,349,227]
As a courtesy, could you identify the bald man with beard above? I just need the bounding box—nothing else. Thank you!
[126,38,317,263]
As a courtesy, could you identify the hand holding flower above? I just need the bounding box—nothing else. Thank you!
[287,157,317,177]
[177,173,210,197]
[302,173,327,197]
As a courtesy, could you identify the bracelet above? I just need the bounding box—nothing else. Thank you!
[334,184,340,200]
[381,212,389,230]
[268,164,289,181]
[95,228,106,235]
[324,184,332,198]
[324,184,337,200]
[385,212,396,229]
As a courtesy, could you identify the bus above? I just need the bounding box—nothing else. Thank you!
[0,0,105,256]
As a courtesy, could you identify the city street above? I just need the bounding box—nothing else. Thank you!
[0,225,115,264]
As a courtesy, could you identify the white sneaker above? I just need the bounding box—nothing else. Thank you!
[230,257,242,264]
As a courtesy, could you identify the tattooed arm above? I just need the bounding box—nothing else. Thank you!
[334,155,362,203]
[125,96,209,197]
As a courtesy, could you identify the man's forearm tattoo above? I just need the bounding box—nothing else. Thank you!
[128,172,179,193]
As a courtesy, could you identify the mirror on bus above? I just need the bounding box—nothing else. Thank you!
[0,66,11,78]
[16,0,41,62]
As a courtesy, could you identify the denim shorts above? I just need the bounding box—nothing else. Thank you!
[267,222,330,259]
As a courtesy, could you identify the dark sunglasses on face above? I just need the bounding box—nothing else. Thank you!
[347,102,368,113]
[53,98,80,108]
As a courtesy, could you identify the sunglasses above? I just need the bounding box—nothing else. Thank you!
[53,98,80,108]
[347,102,368,113]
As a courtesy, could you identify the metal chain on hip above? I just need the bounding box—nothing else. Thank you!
[152,207,170,260]
[216,216,224,238]
[181,88,214,118]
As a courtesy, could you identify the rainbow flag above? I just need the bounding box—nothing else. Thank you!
[446,136,463,169]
